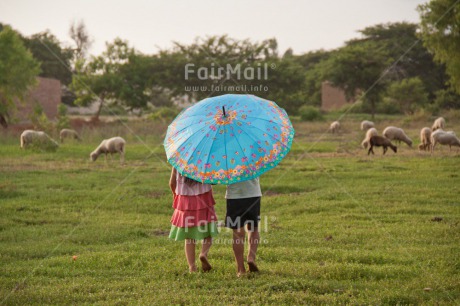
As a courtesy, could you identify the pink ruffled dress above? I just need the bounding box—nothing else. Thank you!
[169,173,218,241]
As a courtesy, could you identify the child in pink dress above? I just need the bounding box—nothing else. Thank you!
[169,167,218,272]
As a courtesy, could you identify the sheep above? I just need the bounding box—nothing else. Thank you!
[382,126,413,147]
[360,120,375,131]
[431,117,446,131]
[361,127,378,149]
[418,127,432,151]
[20,130,59,150]
[430,129,460,153]
[90,137,126,163]
[329,121,340,134]
[59,128,81,143]
[368,135,397,155]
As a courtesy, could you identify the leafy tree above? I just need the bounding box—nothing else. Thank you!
[322,43,392,118]
[418,0,460,94]
[22,31,73,85]
[0,26,40,128]
[433,88,460,110]
[349,22,449,98]
[69,20,92,69]
[149,35,305,114]
[385,77,428,114]
[71,38,131,120]
[300,50,335,106]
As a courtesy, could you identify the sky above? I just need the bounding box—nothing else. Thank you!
[1,0,427,56]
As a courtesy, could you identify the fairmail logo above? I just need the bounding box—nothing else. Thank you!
[184,63,270,81]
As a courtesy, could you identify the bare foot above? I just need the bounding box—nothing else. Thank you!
[248,261,259,273]
[199,256,212,272]
[237,271,247,278]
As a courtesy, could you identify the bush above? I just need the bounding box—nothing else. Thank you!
[148,107,180,123]
[338,101,365,114]
[56,104,70,131]
[298,105,324,121]
[377,98,402,115]
[26,136,59,152]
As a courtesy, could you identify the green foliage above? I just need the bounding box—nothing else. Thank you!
[298,105,324,121]
[22,134,59,152]
[377,98,402,115]
[55,104,70,131]
[349,22,448,98]
[148,107,180,122]
[433,89,460,110]
[303,51,335,106]
[322,42,392,118]
[418,0,460,94]
[0,25,40,126]
[71,38,134,119]
[385,77,429,114]
[22,30,73,85]
[29,103,54,134]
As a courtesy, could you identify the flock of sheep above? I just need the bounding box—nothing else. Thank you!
[329,117,460,155]
[18,116,459,161]
[19,129,126,163]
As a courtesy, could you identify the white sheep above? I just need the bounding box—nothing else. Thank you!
[361,127,378,149]
[431,117,446,131]
[430,129,460,153]
[20,130,59,150]
[90,137,126,163]
[418,127,432,151]
[360,120,375,131]
[329,121,340,134]
[383,126,413,147]
[59,128,81,143]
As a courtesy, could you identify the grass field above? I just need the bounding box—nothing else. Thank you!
[1,115,459,305]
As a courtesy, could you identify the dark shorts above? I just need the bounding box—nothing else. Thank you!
[225,197,261,229]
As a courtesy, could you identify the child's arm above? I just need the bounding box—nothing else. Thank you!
[169,167,177,196]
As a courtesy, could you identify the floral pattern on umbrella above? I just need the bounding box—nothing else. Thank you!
[164,94,294,184]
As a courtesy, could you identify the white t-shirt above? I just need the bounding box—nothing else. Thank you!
[225,178,262,199]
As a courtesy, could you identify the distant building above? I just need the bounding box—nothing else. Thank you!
[15,77,61,123]
[321,81,354,111]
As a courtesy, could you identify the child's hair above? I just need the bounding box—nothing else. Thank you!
[180,174,201,186]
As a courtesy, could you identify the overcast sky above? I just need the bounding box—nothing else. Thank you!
[1,0,426,56]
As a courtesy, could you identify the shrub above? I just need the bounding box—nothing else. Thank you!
[298,105,324,121]
[56,104,70,131]
[148,107,180,123]
[377,98,402,115]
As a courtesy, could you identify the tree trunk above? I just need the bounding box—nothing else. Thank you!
[371,100,376,120]
[0,114,8,129]
[93,97,104,121]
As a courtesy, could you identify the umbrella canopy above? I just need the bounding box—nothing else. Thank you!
[164,94,294,184]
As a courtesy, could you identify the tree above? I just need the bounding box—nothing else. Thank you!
[22,31,73,85]
[71,38,134,120]
[322,43,392,118]
[0,26,40,128]
[418,0,460,94]
[69,20,92,68]
[147,35,306,114]
[299,49,335,106]
[385,77,429,114]
[349,22,449,98]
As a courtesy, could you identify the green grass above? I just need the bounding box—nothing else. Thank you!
[1,117,459,305]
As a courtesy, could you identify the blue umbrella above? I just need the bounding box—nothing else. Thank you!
[164,94,294,184]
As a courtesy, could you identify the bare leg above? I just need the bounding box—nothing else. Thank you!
[185,239,197,272]
[232,228,246,275]
[199,237,212,272]
[247,224,260,272]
